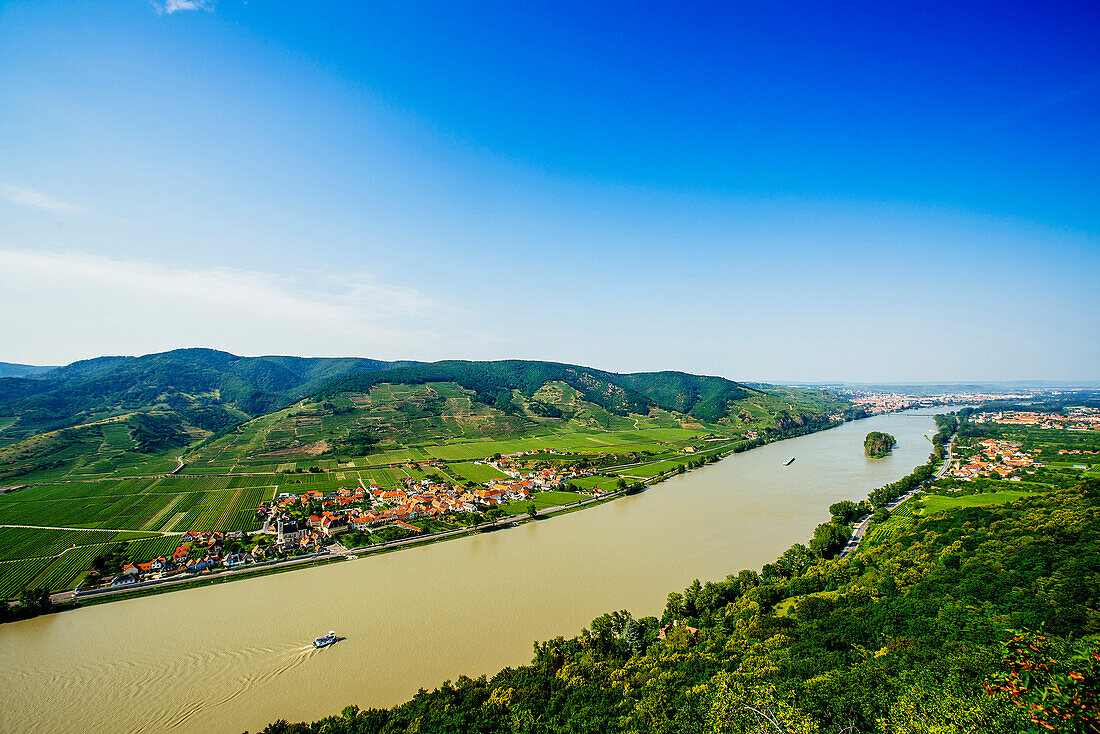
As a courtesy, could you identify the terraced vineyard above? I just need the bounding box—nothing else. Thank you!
[30,546,117,593]
[0,527,154,561]
[0,558,53,598]
[861,495,920,546]
[0,478,276,596]
[179,381,759,473]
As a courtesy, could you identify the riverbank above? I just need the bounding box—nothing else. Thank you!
[0,410,941,734]
[839,412,959,558]
[11,419,842,618]
[67,487,630,607]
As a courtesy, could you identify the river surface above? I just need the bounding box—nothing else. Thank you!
[0,410,939,734]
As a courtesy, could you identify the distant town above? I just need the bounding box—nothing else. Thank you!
[843,390,1036,414]
[969,406,1100,431]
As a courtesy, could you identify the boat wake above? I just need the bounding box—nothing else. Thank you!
[165,645,319,729]
[0,640,327,734]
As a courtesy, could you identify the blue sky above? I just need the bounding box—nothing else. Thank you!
[1,0,1097,381]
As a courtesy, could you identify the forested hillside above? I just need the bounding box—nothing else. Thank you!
[313,360,827,425]
[0,349,410,445]
[255,481,1100,734]
[0,351,846,483]
[0,361,55,379]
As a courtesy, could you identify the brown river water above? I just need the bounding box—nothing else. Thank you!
[0,410,939,734]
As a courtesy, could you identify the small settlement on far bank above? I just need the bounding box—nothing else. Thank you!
[82,452,598,591]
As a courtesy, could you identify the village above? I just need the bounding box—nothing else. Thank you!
[947,438,1040,481]
[79,454,600,592]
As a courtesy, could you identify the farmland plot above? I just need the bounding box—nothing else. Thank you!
[0,557,53,598]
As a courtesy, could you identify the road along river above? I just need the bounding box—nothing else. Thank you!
[0,409,939,734]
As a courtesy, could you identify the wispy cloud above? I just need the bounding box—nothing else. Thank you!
[0,184,90,215]
[0,248,473,364]
[151,0,216,14]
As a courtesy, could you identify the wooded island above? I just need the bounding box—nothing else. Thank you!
[864,431,897,457]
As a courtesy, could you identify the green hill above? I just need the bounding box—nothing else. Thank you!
[313,360,825,426]
[0,412,197,481]
[0,348,412,447]
[0,361,56,379]
[0,351,848,482]
[0,351,852,598]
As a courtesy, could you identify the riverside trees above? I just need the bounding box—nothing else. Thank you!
[253,474,1099,734]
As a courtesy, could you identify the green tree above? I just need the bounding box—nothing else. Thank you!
[704,673,818,734]
[865,431,897,458]
[829,499,860,523]
[809,521,850,558]
[985,630,1100,734]
[18,587,52,614]
[778,543,815,577]
[624,618,644,656]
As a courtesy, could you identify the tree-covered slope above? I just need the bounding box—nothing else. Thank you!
[315,360,655,415]
[0,351,846,479]
[255,481,1100,734]
[0,377,54,405]
[0,361,56,379]
[614,371,762,422]
[0,348,409,445]
[312,360,826,425]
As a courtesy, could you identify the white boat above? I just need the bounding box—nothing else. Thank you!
[313,630,338,648]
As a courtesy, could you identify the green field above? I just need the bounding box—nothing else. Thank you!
[0,526,182,596]
[0,557,54,598]
[0,527,155,561]
[449,461,510,483]
[566,476,617,492]
[358,467,404,490]
[614,457,688,479]
[31,546,118,592]
[920,490,1032,513]
[862,489,1036,548]
[0,477,278,596]
[499,490,588,515]
[0,479,274,534]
